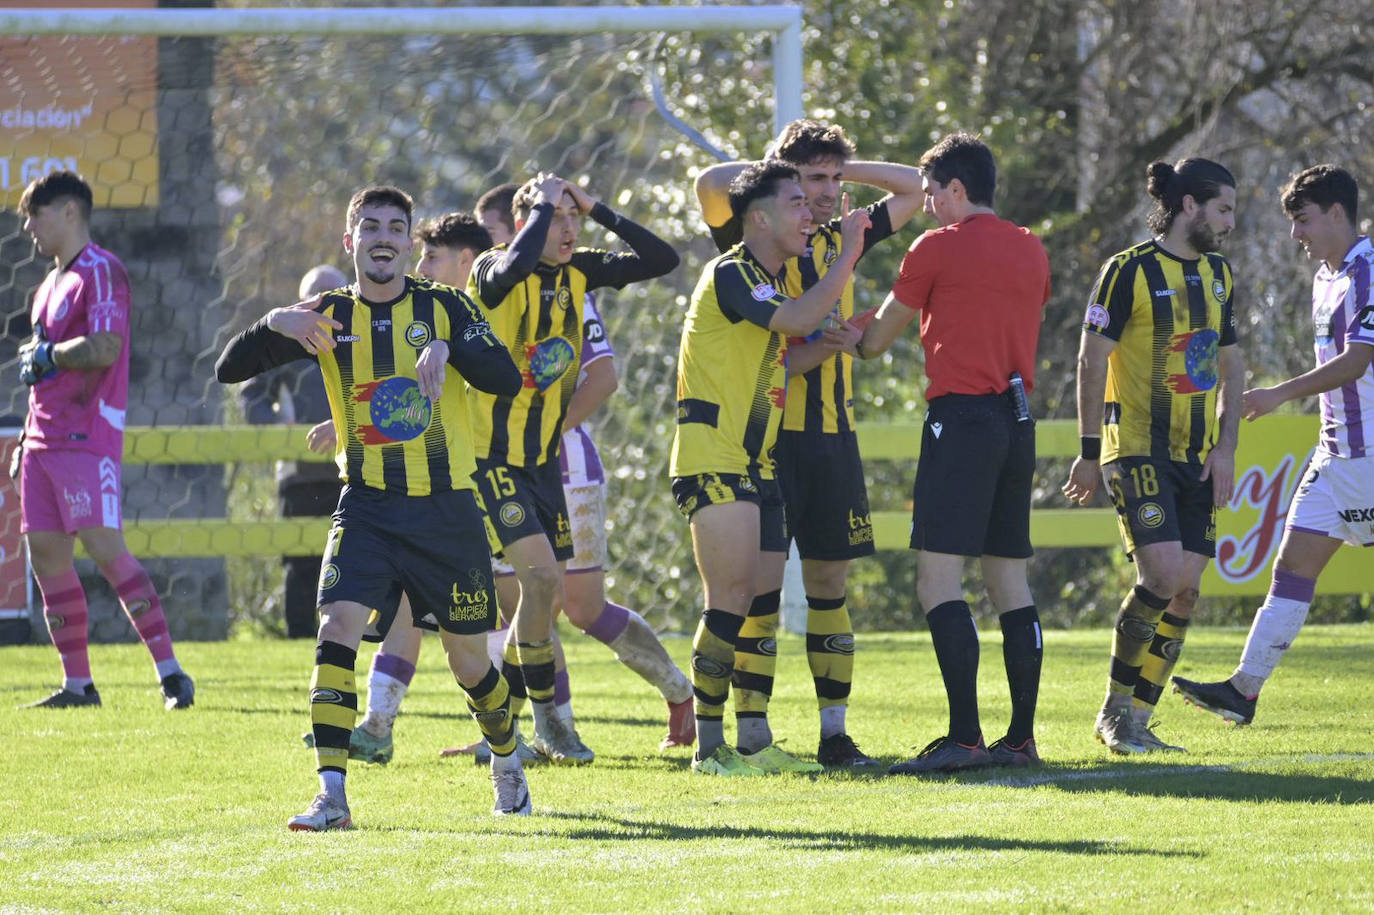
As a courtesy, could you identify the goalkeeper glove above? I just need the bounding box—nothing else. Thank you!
[19,328,57,386]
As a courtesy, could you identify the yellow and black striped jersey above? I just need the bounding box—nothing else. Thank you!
[468,200,679,467]
[710,200,895,435]
[214,276,520,496]
[1083,240,1238,464]
[670,244,791,479]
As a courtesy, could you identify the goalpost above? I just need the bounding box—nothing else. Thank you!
[0,3,806,638]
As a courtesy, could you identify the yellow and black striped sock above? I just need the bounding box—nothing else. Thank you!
[501,637,527,721]
[1133,611,1190,715]
[463,664,517,757]
[517,638,556,704]
[691,608,743,755]
[806,594,854,710]
[310,640,357,773]
[1108,585,1170,699]
[733,589,780,718]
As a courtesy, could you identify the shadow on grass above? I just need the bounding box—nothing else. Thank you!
[532,810,1192,857]
[972,760,1374,804]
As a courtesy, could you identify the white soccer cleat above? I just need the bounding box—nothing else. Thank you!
[491,765,532,816]
[287,792,353,832]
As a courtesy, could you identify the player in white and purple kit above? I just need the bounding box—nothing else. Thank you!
[1174,165,1374,725]
[12,171,194,710]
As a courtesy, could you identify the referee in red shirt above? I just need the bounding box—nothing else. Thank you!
[854,133,1051,773]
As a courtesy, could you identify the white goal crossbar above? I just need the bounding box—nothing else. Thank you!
[0,4,804,134]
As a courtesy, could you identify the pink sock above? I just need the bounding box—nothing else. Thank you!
[38,569,92,682]
[99,553,176,665]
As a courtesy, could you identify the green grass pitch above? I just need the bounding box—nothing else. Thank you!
[2,624,1372,912]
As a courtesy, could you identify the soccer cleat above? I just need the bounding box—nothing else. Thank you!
[348,725,394,765]
[287,792,352,832]
[816,733,881,768]
[491,765,533,816]
[740,743,824,774]
[1172,675,1257,726]
[691,744,766,776]
[1094,706,1147,755]
[1134,720,1186,753]
[530,716,595,765]
[888,735,991,774]
[660,698,696,750]
[987,736,1041,767]
[160,671,195,710]
[21,684,101,709]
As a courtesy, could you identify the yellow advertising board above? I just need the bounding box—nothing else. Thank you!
[1204,414,1371,596]
[0,0,159,209]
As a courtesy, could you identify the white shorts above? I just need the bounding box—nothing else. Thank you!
[493,481,607,576]
[1286,450,1374,547]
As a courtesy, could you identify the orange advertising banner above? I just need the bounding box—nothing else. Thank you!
[0,0,159,209]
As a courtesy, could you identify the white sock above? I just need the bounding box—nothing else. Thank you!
[819,706,846,739]
[556,700,574,722]
[319,770,346,799]
[154,658,182,679]
[530,700,556,736]
[736,717,772,754]
[361,670,407,737]
[1235,594,1311,691]
[63,676,94,693]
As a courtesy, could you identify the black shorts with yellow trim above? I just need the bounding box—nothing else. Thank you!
[775,428,875,561]
[317,484,499,640]
[670,470,788,553]
[1102,456,1216,557]
[473,457,574,562]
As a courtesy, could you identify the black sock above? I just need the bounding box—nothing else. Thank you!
[926,600,980,744]
[999,605,1042,744]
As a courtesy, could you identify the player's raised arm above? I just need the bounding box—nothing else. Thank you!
[215,300,340,383]
[470,173,564,307]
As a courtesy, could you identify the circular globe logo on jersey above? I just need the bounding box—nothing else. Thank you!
[1184,328,1220,391]
[368,377,431,442]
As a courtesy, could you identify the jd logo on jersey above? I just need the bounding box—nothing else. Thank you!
[526,337,576,391]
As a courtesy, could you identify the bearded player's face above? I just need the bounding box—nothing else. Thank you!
[347,204,413,287]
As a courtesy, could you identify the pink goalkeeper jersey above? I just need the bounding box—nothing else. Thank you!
[1313,236,1374,459]
[24,242,131,458]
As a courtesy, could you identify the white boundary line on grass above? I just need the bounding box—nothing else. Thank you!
[974,752,1374,789]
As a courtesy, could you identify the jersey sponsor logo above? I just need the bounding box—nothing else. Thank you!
[320,563,340,589]
[1337,507,1374,523]
[63,486,92,519]
[1358,305,1374,331]
[554,511,573,549]
[463,322,494,342]
[848,509,871,531]
[404,321,432,347]
[526,337,576,391]
[1085,303,1110,329]
[1212,279,1227,302]
[1164,328,1219,394]
[498,501,526,527]
[336,334,360,343]
[1137,502,1165,529]
[1153,288,1177,297]
[353,376,431,443]
[751,282,777,301]
[848,526,874,546]
[583,316,606,343]
[310,687,345,704]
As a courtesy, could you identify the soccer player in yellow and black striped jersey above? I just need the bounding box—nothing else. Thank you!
[673,160,871,776]
[467,172,679,763]
[1063,159,1245,756]
[693,120,924,769]
[216,185,534,824]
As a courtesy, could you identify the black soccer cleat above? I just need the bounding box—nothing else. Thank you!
[817,732,881,768]
[889,734,990,775]
[1172,675,1256,726]
[988,735,1041,767]
[21,684,101,709]
[160,671,195,710]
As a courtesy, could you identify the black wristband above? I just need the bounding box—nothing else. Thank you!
[1080,436,1101,461]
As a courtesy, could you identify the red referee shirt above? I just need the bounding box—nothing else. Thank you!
[890,213,1051,400]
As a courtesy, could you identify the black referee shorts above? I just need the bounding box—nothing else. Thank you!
[909,392,1035,559]
[317,484,499,639]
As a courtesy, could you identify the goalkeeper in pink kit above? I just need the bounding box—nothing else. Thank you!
[12,170,194,710]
